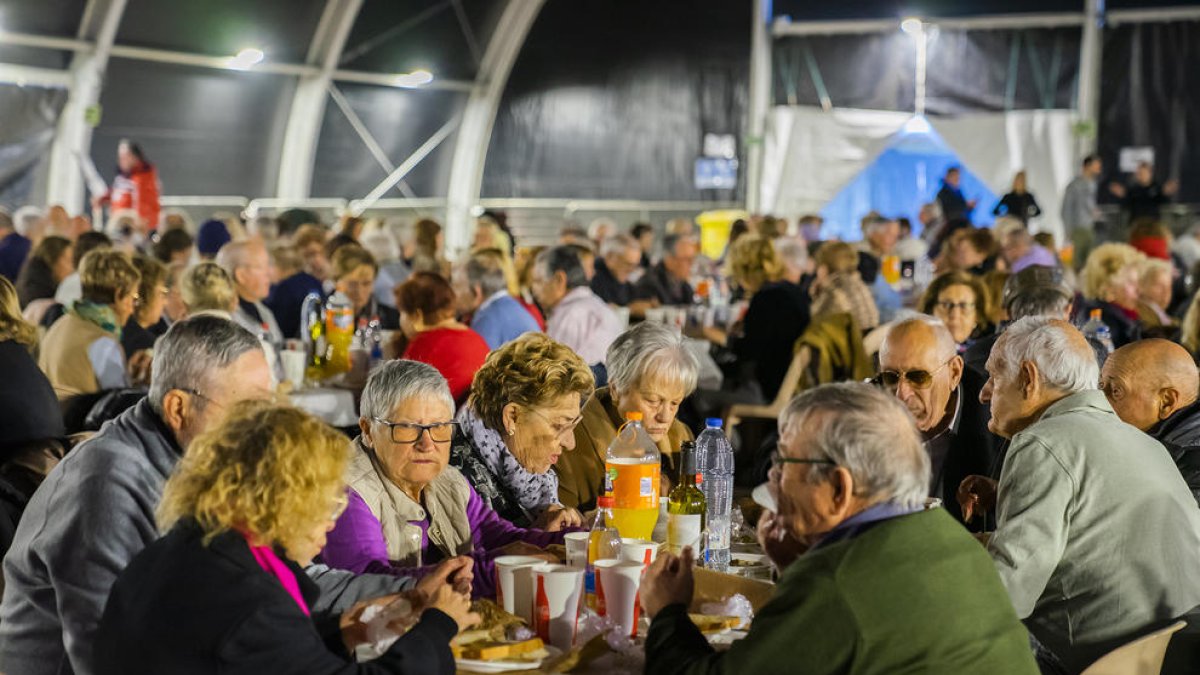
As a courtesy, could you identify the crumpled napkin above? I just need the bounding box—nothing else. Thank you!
[352,596,417,662]
[699,593,754,630]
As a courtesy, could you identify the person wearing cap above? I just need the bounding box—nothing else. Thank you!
[875,316,1000,530]
[963,265,1076,379]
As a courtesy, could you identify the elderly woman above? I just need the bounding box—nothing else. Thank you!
[95,402,475,674]
[726,235,782,299]
[323,360,569,599]
[1082,242,1145,348]
[332,244,400,329]
[559,322,699,511]
[121,255,169,355]
[395,272,489,403]
[810,241,879,331]
[38,250,140,399]
[16,235,73,309]
[450,333,595,529]
[919,271,991,352]
[180,262,238,318]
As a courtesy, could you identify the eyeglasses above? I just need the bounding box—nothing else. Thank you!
[935,300,975,313]
[872,358,953,391]
[769,449,837,470]
[527,408,583,438]
[178,388,223,410]
[372,418,457,444]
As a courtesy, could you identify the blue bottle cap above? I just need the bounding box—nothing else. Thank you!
[705,418,723,428]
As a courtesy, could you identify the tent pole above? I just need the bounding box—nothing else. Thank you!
[746,0,773,214]
[1077,0,1104,156]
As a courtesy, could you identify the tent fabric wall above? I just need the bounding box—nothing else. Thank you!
[0,84,68,211]
[760,105,1078,241]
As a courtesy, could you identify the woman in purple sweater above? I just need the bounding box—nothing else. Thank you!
[321,360,574,598]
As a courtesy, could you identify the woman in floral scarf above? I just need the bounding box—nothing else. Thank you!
[38,249,141,399]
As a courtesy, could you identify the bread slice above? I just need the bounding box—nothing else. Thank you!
[453,636,546,661]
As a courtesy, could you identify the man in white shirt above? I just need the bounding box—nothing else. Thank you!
[530,246,621,366]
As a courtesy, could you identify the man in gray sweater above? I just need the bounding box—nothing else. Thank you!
[0,316,469,675]
[965,317,1200,673]
[1060,154,1104,269]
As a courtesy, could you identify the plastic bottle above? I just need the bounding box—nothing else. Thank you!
[696,418,734,571]
[586,495,621,608]
[368,316,384,366]
[324,292,354,376]
[301,293,326,381]
[1081,308,1115,362]
[604,412,661,540]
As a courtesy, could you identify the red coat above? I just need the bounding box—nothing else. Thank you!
[106,163,161,230]
[402,326,490,403]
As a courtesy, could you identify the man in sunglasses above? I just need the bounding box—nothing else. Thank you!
[876,316,1000,529]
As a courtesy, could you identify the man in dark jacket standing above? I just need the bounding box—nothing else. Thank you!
[877,317,1000,529]
[1101,338,1200,505]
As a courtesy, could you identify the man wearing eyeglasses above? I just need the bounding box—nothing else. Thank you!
[876,316,1000,529]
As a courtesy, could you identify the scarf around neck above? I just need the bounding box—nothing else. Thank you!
[69,300,122,339]
[455,404,560,516]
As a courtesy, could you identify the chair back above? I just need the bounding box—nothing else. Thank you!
[1081,621,1186,675]
[726,345,812,428]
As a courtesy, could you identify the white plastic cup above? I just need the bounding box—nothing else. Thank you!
[564,532,590,569]
[594,559,644,637]
[619,538,659,571]
[494,555,542,624]
[613,306,631,329]
[645,307,666,324]
[280,349,306,388]
[531,564,585,651]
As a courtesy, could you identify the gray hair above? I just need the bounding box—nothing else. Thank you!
[148,315,264,414]
[599,233,639,259]
[1008,289,1072,320]
[774,236,808,271]
[13,206,43,237]
[881,315,957,362]
[360,359,454,422]
[588,217,617,241]
[780,382,929,509]
[465,252,510,298]
[214,239,265,279]
[990,316,1098,393]
[536,246,588,290]
[661,233,693,259]
[606,322,700,396]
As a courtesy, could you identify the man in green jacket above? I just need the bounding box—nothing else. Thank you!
[640,382,1037,675]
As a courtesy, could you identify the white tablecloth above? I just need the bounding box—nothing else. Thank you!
[291,387,358,427]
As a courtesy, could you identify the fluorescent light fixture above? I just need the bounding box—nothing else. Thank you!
[227,48,265,70]
[900,17,923,35]
[392,69,434,88]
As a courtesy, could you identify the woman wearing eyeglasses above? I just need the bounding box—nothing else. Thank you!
[332,243,400,330]
[450,334,595,530]
[323,358,577,600]
[919,271,992,352]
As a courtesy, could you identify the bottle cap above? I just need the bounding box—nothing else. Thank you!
[597,495,614,508]
[1090,308,1101,319]
[694,475,703,485]
[625,412,644,422]
[705,417,723,428]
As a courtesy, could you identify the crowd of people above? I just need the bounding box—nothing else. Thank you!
[0,147,1197,674]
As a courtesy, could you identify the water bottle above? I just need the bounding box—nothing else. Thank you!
[368,316,384,366]
[1081,309,1115,363]
[696,418,734,571]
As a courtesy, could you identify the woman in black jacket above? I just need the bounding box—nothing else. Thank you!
[992,170,1042,224]
[15,235,73,308]
[95,403,478,674]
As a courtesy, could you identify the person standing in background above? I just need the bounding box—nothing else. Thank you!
[993,171,1041,225]
[937,166,976,222]
[1109,161,1179,223]
[92,140,160,233]
[1061,154,1105,269]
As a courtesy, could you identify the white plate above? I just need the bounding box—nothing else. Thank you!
[751,483,776,512]
[456,644,563,673]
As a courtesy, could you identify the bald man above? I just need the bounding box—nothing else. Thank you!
[877,317,1000,529]
[1102,339,1200,505]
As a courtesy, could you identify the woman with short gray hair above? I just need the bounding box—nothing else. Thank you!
[560,321,700,510]
[321,359,569,599]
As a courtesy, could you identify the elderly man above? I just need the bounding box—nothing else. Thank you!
[964,265,1074,378]
[216,239,283,348]
[1102,338,1200,505]
[855,213,900,262]
[965,317,1200,673]
[640,382,1037,674]
[635,233,697,306]
[455,249,539,350]
[591,233,647,310]
[531,245,621,366]
[1061,155,1104,268]
[999,228,1057,273]
[877,317,999,529]
[0,317,472,675]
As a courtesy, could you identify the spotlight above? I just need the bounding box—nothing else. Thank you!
[227,48,265,70]
[900,18,923,35]
[392,69,434,88]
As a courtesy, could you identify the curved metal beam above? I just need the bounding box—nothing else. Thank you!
[45,0,128,214]
[444,0,545,256]
[276,0,364,201]
[745,0,772,213]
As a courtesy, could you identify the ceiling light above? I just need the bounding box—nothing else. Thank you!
[227,48,265,70]
[904,115,931,134]
[392,69,434,88]
[900,17,923,35]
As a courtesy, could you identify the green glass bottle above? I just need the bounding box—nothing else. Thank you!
[667,441,707,557]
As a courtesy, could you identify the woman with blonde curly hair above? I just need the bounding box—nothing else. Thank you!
[1081,242,1145,347]
[449,333,595,529]
[95,402,476,674]
[726,234,782,298]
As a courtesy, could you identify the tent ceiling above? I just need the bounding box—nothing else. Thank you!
[341,0,502,79]
[0,0,87,36]
[772,0,1200,22]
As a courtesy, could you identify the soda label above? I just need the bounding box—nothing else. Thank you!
[605,460,660,510]
[640,477,654,497]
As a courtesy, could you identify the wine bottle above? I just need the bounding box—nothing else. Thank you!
[667,441,706,557]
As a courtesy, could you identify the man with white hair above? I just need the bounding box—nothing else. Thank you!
[639,382,1038,673]
[530,246,621,366]
[591,233,647,310]
[965,316,1200,673]
[454,249,539,350]
[877,316,1000,528]
[635,233,698,307]
[216,239,283,349]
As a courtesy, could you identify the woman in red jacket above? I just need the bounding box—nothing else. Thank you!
[93,139,161,232]
[394,272,490,403]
